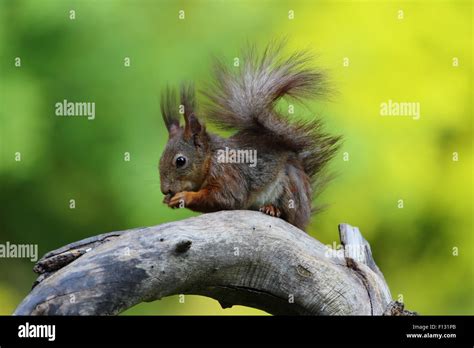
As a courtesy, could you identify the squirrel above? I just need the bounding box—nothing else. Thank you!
[159,43,341,231]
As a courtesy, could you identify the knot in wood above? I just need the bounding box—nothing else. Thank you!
[175,240,192,253]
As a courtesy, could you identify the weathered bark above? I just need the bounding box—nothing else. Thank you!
[14,210,413,315]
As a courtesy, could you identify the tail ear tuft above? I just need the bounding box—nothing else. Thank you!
[180,83,196,119]
[160,86,180,135]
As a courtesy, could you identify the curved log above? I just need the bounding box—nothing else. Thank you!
[14,210,412,315]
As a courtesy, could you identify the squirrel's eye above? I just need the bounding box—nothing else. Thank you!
[175,156,186,168]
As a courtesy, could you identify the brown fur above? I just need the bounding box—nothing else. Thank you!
[159,42,341,231]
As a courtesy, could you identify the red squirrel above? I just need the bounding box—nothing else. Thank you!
[159,43,340,231]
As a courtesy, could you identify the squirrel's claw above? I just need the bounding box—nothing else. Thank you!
[163,194,172,205]
[168,191,191,209]
[259,204,281,218]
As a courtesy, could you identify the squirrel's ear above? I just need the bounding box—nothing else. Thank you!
[160,87,181,136]
[185,114,207,148]
[181,83,205,140]
[186,114,202,134]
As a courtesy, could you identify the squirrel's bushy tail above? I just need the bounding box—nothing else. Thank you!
[204,41,341,181]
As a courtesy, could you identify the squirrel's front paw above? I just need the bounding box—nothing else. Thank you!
[168,191,194,209]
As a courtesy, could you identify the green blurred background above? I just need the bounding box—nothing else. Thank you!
[0,0,472,315]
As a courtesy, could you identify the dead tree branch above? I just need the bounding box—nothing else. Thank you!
[14,211,414,315]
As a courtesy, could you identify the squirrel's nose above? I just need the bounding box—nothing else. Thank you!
[161,186,173,196]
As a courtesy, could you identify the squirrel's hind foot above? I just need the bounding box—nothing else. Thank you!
[259,204,282,218]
